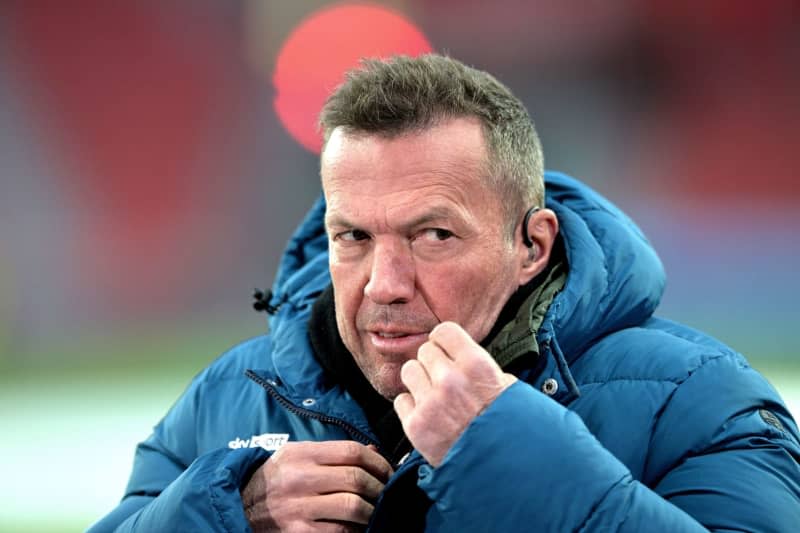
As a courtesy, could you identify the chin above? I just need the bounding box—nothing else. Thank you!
[369,371,407,401]
[370,379,406,401]
[353,349,412,399]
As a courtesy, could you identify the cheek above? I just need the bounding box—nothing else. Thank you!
[423,250,518,328]
[332,284,362,354]
[330,265,363,325]
[424,264,491,316]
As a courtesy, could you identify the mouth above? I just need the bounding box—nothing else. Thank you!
[373,331,415,338]
[367,328,429,354]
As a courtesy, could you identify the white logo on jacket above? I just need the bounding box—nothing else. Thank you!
[228,433,290,451]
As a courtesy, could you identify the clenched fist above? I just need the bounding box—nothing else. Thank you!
[242,441,393,532]
[393,321,517,467]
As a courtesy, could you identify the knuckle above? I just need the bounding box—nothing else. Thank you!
[432,321,458,340]
[400,360,417,381]
[341,492,364,515]
[438,371,462,396]
[399,361,411,379]
[417,343,433,364]
[272,441,301,462]
[281,467,304,492]
[462,356,487,377]
[345,466,364,491]
[394,392,413,419]
[392,392,406,410]
[341,440,363,461]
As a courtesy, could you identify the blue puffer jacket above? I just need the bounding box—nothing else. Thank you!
[89,172,800,532]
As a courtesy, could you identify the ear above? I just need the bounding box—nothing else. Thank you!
[516,208,559,286]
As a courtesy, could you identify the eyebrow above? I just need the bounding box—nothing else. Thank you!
[325,205,463,232]
[402,206,460,229]
[324,213,355,230]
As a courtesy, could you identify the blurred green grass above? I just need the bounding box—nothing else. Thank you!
[0,320,261,533]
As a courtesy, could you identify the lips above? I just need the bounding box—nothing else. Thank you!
[374,331,414,339]
[367,328,429,354]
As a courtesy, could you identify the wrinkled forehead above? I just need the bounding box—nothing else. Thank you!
[324,189,476,233]
[321,121,492,191]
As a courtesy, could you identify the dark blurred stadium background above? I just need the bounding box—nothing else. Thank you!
[1,1,798,530]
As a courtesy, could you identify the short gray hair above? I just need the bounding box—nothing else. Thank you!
[319,54,544,234]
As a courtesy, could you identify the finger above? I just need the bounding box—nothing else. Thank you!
[393,391,415,422]
[299,441,393,483]
[429,321,493,365]
[310,465,386,502]
[400,359,431,397]
[417,340,456,384]
[351,443,394,483]
[428,321,476,356]
[307,492,375,525]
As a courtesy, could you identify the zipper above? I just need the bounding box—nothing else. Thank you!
[246,369,378,447]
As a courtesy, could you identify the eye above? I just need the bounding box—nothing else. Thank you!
[335,229,370,242]
[420,228,454,241]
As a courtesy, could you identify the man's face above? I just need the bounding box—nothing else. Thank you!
[321,118,527,399]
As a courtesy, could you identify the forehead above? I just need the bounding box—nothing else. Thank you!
[321,118,499,225]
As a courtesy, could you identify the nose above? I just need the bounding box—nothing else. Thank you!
[364,240,415,305]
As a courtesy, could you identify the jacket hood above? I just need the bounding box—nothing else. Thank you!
[541,172,665,362]
[264,171,665,387]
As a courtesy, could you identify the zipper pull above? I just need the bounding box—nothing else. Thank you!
[396,451,411,468]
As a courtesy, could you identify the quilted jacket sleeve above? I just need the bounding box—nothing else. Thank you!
[417,357,800,532]
[86,375,270,532]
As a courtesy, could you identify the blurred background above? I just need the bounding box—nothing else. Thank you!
[1,1,798,530]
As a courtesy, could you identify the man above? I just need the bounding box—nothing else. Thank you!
[90,54,800,532]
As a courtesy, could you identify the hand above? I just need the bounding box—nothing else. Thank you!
[393,321,517,467]
[242,441,393,532]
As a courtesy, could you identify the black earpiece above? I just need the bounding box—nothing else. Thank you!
[521,206,540,248]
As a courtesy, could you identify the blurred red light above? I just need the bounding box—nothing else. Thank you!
[273,4,432,154]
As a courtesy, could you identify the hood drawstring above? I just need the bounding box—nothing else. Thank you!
[252,288,280,314]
